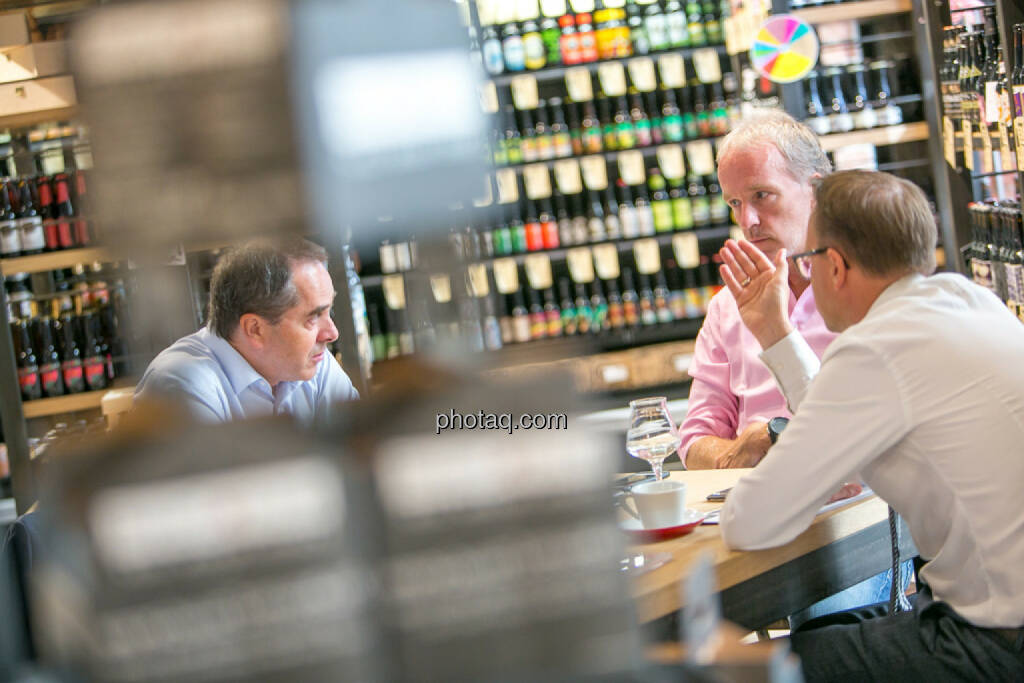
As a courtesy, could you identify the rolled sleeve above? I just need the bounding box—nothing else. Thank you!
[758,330,822,413]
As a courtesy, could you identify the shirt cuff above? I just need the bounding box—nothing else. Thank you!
[758,330,821,413]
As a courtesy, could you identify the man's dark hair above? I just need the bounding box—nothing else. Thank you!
[207,237,328,339]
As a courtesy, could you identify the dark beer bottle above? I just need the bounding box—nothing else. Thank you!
[31,316,65,397]
[11,319,42,400]
[56,313,86,394]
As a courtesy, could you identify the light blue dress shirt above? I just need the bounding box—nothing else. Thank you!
[134,326,359,426]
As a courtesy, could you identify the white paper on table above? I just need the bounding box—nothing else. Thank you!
[701,487,874,525]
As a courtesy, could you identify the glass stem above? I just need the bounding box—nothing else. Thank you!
[652,459,664,481]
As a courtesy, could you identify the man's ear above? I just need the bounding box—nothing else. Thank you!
[237,313,264,346]
[827,248,847,288]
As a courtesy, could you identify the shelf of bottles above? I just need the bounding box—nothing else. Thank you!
[966,200,1024,322]
[485,48,742,170]
[949,3,1024,321]
[474,0,729,84]
[939,15,1022,187]
[364,227,725,365]
[7,265,135,408]
[0,152,138,410]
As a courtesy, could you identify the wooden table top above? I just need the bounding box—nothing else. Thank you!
[628,469,893,623]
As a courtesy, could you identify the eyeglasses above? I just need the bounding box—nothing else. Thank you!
[789,247,831,279]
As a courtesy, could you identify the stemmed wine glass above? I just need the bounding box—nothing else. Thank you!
[625,397,681,481]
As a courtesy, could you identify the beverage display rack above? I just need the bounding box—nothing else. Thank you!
[939,0,1024,316]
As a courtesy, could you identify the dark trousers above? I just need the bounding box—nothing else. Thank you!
[789,587,1024,682]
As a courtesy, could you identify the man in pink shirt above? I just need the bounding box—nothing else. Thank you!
[678,110,908,627]
[680,110,837,470]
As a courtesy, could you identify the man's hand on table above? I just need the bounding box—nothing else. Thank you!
[686,421,772,470]
[718,239,795,350]
[827,482,864,503]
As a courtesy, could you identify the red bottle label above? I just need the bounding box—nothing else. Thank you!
[40,365,63,397]
[541,220,560,249]
[43,220,59,249]
[57,221,74,248]
[19,366,41,399]
[84,359,107,390]
[525,221,545,251]
[74,220,90,246]
[62,361,85,393]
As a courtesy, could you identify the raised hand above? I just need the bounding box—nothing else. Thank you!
[718,239,794,350]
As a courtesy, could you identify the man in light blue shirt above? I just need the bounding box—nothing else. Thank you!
[135,237,359,425]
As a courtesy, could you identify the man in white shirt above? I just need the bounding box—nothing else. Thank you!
[718,170,1024,680]
[135,237,359,425]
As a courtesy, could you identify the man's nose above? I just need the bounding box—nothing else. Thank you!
[319,317,339,344]
[735,204,758,230]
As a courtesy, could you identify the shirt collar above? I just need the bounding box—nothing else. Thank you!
[198,326,269,396]
[866,272,925,318]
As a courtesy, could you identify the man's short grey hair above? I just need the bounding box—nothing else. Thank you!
[208,236,328,339]
[716,109,832,183]
[814,170,936,277]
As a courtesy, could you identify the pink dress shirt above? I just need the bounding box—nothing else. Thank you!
[678,284,836,467]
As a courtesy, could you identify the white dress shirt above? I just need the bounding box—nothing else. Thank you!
[135,326,359,426]
[721,273,1024,628]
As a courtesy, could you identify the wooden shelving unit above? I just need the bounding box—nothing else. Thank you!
[818,121,929,152]
[21,387,107,418]
[0,105,79,132]
[792,0,911,25]
[0,246,108,275]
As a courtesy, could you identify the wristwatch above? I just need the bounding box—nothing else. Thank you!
[767,417,790,445]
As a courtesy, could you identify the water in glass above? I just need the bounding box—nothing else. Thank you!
[625,396,680,481]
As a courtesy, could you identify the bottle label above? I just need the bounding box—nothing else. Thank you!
[971,257,994,292]
[662,114,684,142]
[524,34,546,70]
[616,121,637,149]
[483,40,505,75]
[503,37,526,71]
[85,357,108,389]
[40,363,63,397]
[57,220,74,248]
[673,197,694,229]
[62,360,86,393]
[1,220,21,255]
[19,366,41,399]
[582,128,603,153]
[18,216,45,252]
[666,12,687,46]
[634,119,653,147]
[646,15,668,50]
[578,31,598,62]
[653,201,674,232]
[545,309,562,336]
[1015,117,1024,172]
[692,197,711,225]
[636,207,656,236]
[561,307,577,335]
[808,116,831,137]
[1006,263,1023,309]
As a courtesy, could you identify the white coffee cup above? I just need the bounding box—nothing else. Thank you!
[630,480,688,529]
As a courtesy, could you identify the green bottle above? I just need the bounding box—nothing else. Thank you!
[669,175,694,230]
[703,0,722,44]
[510,202,529,252]
[661,88,684,142]
[649,168,674,232]
[679,87,698,140]
[492,205,514,255]
[599,96,619,151]
[503,106,523,165]
[686,0,706,47]
[614,96,637,149]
